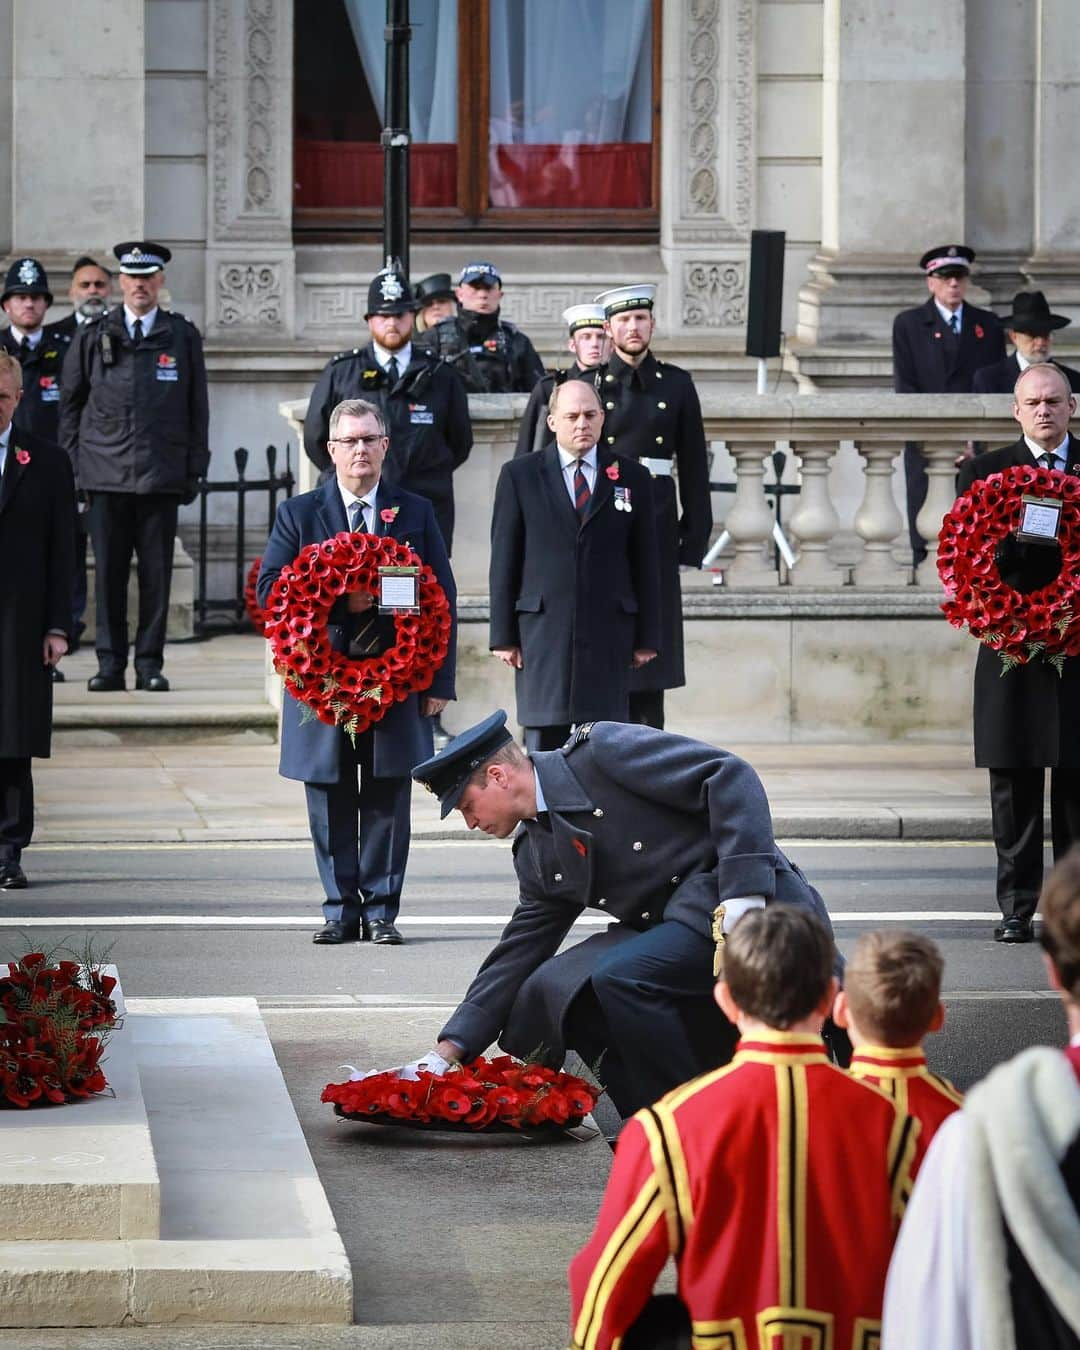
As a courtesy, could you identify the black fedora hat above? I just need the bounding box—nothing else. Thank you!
[1000,290,1071,334]
[415,273,454,305]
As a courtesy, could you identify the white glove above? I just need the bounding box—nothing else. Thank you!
[398,1050,455,1081]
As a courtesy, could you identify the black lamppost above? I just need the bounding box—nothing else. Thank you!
[382,0,411,277]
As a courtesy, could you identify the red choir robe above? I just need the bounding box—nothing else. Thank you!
[850,1045,963,1176]
[569,1031,918,1350]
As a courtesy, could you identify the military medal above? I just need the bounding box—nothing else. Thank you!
[614,486,632,513]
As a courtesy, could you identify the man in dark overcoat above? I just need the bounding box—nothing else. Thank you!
[893,244,1005,562]
[303,268,472,555]
[972,290,1080,395]
[513,303,610,458]
[59,240,209,693]
[411,712,836,1118]
[490,379,660,750]
[258,398,456,947]
[0,352,75,888]
[956,362,1080,943]
[591,284,712,730]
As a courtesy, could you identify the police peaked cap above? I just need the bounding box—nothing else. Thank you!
[113,241,172,275]
[919,244,975,275]
[366,268,416,317]
[1,257,53,307]
[411,710,514,818]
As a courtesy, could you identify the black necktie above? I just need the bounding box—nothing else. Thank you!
[386,356,399,385]
[19,337,30,356]
[949,313,960,336]
[132,318,143,345]
[1042,453,1058,472]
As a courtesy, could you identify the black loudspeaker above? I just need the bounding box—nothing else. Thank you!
[745,229,785,358]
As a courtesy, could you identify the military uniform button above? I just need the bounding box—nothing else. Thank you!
[597,897,607,906]
[605,373,614,383]
[670,875,680,885]
[593,808,604,817]
[554,873,563,882]
[641,911,651,921]
[655,436,664,445]
[632,841,643,851]
[658,401,667,409]
[606,401,614,410]
[607,436,615,444]
[655,370,662,379]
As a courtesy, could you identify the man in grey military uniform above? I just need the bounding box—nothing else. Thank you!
[411,711,836,1118]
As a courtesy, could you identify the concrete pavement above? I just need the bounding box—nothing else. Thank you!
[43,633,991,844]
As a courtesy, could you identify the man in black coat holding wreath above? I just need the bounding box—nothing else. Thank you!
[956,361,1080,943]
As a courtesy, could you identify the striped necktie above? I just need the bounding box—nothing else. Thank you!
[1041,452,1058,472]
[573,463,590,519]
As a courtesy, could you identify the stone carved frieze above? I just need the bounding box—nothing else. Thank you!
[244,0,276,213]
[683,261,746,328]
[217,263,283,328]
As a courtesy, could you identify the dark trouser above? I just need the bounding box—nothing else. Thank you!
[0,758,33,862]
[304,734,411,927]
[624,1296,692,1350]
[524,725,571,752]
[628,690,665,729]
[989,766,1080,920]
[562,920,738,1118]
[72,514,89,642]
[88,492,179,676]
[903,441,927,564]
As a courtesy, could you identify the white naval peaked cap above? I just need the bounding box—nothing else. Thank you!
[562,303,607,334]
[595,284,656,317]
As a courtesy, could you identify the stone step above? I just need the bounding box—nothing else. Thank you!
[0,998,351,1327]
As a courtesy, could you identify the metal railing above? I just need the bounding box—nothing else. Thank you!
[193,444,294,634]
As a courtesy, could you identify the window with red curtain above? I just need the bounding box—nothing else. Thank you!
[293,0,659,235]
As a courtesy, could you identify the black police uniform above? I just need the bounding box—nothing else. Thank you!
[419,308,545,394]
[1,326,71,445]
[304,343,472,554]
[513,364,604,459]
[596,350,712,723]
[59,303,209,680]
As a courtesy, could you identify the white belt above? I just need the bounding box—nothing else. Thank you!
[640,457,673,476]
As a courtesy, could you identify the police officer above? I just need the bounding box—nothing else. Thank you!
[592,284,712,729]
[59,241,209,694]
[413,272,456,333]
[893,244,1005,562]
[304,268,472,555]
[409,711,835,1118]
[0,258,71,445]
[513,303,610,458]
[418,261,545,394]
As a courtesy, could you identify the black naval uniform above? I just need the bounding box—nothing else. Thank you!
[303,342,472,554]
[418,308,544,394]
[513,364,604,459]
[1,325,71,445]
[973,354,1080,395]
[595,350,712,725]
[59,305,209,680]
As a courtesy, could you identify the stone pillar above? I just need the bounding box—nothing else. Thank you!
[852,442,908,587]
[205,0,295,340]
[12,0,144,251]
[914,444,959,588]
[1026,0,1080,324]
[796,2,968,350]
[722,442,779,588]
[787,442,843,586]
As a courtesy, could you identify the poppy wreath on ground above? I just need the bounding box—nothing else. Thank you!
[0,953,119,1109]
[938,463,1080,673]
[244,557,266,636]
[262,531,451,736]
[322,1055,600,1134]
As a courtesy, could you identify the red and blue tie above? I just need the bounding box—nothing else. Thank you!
[573,463,590,520]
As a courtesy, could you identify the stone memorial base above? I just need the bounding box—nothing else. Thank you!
[0,989,350,1328]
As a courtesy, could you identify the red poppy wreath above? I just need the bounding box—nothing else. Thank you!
[244,556,266,636]
[938,463,1080,672]
[262,531,451,735]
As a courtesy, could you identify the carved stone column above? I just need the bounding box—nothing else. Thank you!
[787,442,844,586]
[661,0,753,337]
[206,0,295,339]
[723,442,779,588]
[852,441,908,587]
[914,443,960,588]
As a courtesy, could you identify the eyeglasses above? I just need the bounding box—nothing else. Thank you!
[331,434,385,450]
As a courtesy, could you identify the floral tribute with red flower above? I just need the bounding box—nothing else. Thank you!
[938,463,1080,672]
[322,1055,599,1134]
[0,952,118,1109]
[262,532,451,736]
[244,556,267,636]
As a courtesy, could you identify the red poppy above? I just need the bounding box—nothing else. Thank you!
[605,462,620,481]
[975,324,985,339]
[14,448,29,465]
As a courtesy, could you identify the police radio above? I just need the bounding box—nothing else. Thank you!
[99,329,115,367]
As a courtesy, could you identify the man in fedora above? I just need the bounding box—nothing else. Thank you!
[973,290,1080,394]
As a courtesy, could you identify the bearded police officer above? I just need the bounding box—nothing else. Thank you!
[0,258,71,446]
[409,712,835,1118]
[59,240,209,694]
[514,303,611,458]
[419,261,544,394]
[592,284,711,728]
[304,268,472,555]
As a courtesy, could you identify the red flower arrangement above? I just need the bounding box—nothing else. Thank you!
[0,952,118,1109]
[262,531,451,736]
[244,556,266,636]
[938,463,1080,671]
[322,1055,599,1134]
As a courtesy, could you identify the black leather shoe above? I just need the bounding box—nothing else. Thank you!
[312,920,361,944]
[369,919,404,945]
[135,672,170,692]
[994,916,1034,944]
[88,672,125,692]
[0,862,28,889]
[49,666,65,683]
